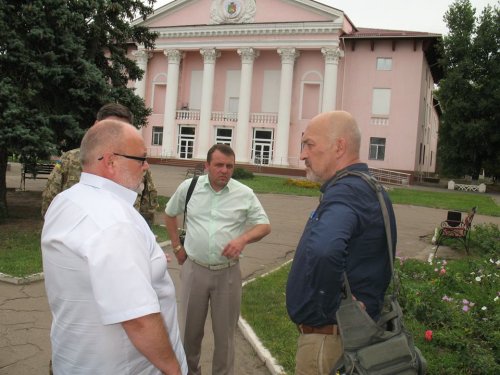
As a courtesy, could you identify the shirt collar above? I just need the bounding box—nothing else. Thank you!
[79,172,138,205]
[200,174,232,193]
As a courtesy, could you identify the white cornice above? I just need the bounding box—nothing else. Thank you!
[151,39,340,51]
[151,21,343,39]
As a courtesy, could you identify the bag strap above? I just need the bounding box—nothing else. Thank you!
[327,170,398,294]
[182,176,199,229]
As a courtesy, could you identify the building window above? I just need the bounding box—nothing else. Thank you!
[369,137,386,160]
[152,126,163,146]
[177,125,196,159]
[376,58,392,71]
[252,129,273,165]
[372,88,391,116]
[215,127,233,146]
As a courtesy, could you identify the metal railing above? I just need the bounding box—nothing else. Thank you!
[369,167,411,186]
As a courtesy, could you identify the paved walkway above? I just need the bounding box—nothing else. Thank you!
[2,163,499,374]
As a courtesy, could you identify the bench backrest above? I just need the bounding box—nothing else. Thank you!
[464,207,477,229]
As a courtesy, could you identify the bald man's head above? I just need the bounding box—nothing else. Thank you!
[300,111,362,182]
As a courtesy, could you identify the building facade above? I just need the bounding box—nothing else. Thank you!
[132,0,442,175]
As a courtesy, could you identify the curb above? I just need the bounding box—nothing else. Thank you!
[0,272,45,285]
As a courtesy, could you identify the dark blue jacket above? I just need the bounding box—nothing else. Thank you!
[286,163,397,326]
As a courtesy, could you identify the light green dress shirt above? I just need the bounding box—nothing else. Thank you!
[165,175,269,265]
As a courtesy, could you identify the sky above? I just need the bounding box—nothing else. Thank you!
[149,0,497,35]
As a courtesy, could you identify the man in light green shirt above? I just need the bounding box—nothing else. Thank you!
[165,144,271,375]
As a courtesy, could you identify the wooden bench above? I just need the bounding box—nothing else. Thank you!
[434,206,477,256]
[20,162,55,190]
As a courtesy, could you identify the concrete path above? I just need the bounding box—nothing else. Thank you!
[2,163,499,374]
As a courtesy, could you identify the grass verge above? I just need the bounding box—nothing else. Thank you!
[0,224,168,277]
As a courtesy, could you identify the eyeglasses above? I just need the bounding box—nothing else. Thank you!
[98,153,148,165]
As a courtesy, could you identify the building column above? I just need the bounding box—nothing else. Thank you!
[321,47,343,112]
[196,48,220,159]
[274,48,299,166]
[235,48,259,163]
[162,49,182,157]
[132,49,150,100]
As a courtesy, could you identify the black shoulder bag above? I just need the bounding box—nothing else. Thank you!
[178,176,198,245]
[330,170,427,375]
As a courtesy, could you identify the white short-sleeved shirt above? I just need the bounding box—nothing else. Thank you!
[165,175,269,265]
[42,173,187,374]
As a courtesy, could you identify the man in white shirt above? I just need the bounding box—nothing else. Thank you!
[165,144,271,375]
[42,120,187,374]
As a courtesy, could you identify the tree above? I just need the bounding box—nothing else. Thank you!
[436,0,500,180]
[0,0,158,221]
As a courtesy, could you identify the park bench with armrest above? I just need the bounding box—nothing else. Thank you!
[20,162,55,190]
[434,207,477,256]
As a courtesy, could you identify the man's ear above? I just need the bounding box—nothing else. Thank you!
[336,138,347,157]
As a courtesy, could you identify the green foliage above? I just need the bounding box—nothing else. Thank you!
[242,224,500,374]
[0,0,158,220]
[151,224,169,243]
[238,175,322,196]
[398,252,500,374]
[242,263,297,374]
[156,195,170,212]
[388,188,500,216]
[0,228,43,277]
[232,167,254,180]
[239,176,500,216]
[470,223,500,256]
[436,0,500,179]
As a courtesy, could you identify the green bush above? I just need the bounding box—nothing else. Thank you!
[470,223,500,257]
[232,167,254,179]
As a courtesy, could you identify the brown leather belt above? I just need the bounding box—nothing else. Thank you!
[297,324,339,335]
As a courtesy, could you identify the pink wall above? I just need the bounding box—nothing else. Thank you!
[340,39,425,171]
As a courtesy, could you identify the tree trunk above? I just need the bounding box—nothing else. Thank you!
[0,150,8,222]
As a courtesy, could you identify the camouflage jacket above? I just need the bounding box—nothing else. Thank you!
[41,149,158,225]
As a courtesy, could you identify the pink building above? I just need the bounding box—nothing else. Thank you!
[132,0,442,177]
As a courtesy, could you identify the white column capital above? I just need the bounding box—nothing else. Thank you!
[277,48,300,64]
[321,47,343,64]
[200,48,221,63]
[237,48,259,63]
[133,49,152,68]
[163,49,183,64]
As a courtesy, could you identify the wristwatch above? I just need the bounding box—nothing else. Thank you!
[173,244,183,254]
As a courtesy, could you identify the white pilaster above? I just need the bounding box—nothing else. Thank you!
[132,49,150,100]
[235,48,259,163]
[321,47,343,112]
[275,48,299,166]
[196,48,220,159]
[162,49,182,158]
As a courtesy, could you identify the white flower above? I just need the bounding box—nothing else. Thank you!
[494,296,499,302]
[481,306,487,311]
[475,276,481,282]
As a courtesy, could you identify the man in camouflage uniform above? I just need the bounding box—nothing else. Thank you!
[41,103,158,226]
